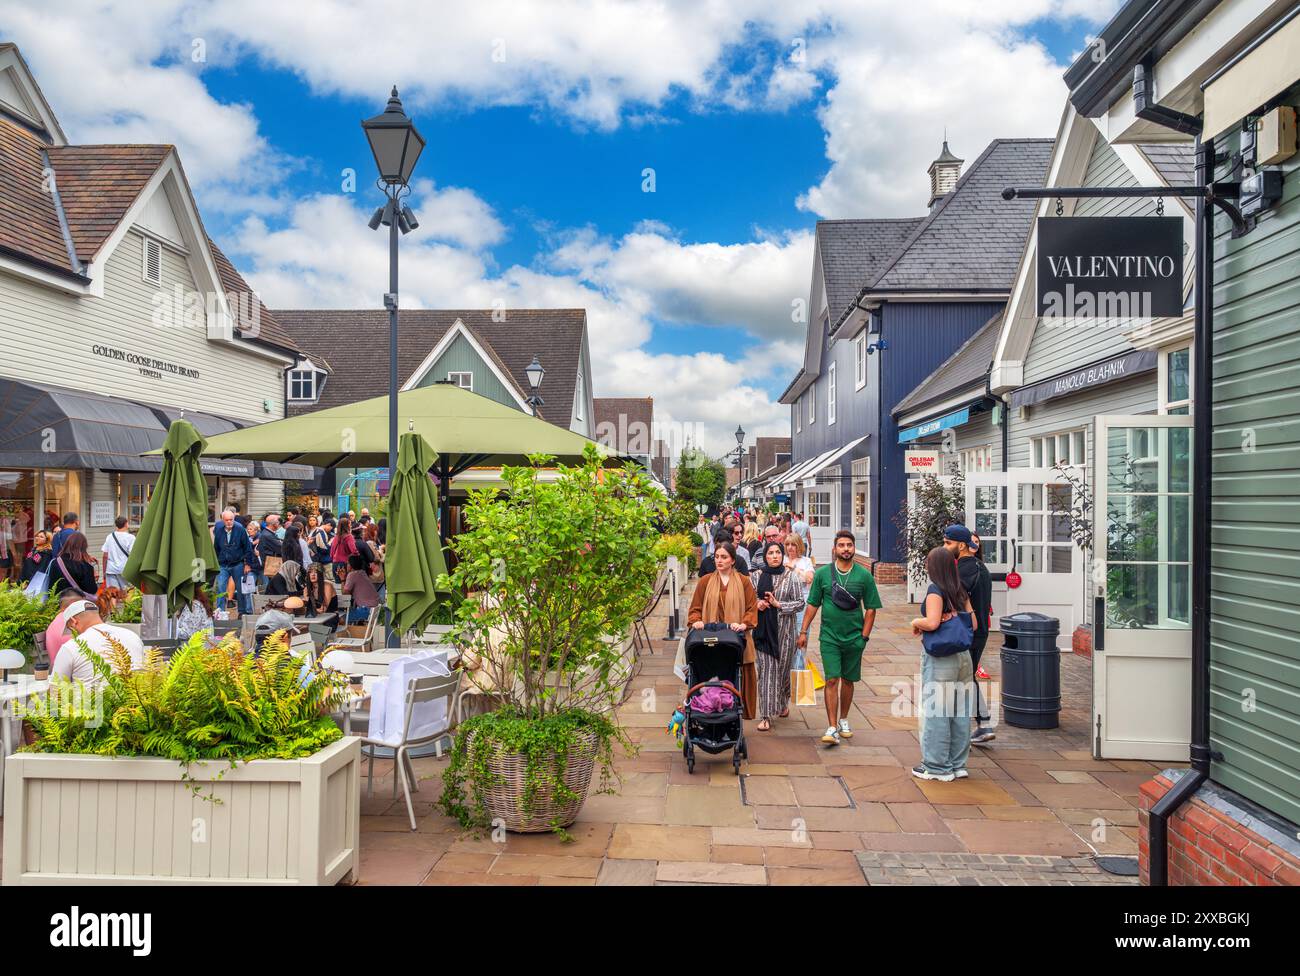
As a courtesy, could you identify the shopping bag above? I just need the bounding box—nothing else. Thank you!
[24,568,50,598]
[807,655,826,691]
[241,573,258,595]
[261,555,283,578]
[791,650,817,707]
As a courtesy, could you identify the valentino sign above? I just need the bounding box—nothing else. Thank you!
[1037,216,1184,319]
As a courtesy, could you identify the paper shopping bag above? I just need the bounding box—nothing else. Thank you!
[791,651,818,707]
[262,555,284,578]
[807,656,826,691]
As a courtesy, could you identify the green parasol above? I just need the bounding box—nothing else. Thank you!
[385,431,450,637]
[123,419,218,611]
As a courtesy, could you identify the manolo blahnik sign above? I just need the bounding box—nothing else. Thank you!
[1037,216,1184,318]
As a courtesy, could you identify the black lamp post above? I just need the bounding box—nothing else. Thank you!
[362,86,424,501]
[525,355,545,415]
[363,86,423,648]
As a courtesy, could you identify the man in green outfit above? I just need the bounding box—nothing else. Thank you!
[796,529,883,746]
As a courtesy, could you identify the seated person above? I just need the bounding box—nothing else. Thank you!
[342,552,380,625]
[175,589,215,642]
[266,560,304,597]
[53,600,146,687]
[305,564,339,615]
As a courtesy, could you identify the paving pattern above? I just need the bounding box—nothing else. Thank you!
[348,579,1173,885]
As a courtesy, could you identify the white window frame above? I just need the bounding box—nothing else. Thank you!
[1031,428,1087,469]
[851,457,871,554]
[854,332,867,389]
[808,387,815,426]
[795,400,801,434]
[575,371,584,421]
[287,368,317,402]
[141,237,162,286]
[960,445,993,474]
[1159,342,1193,415]
[827,363,837,425]
[447,371,473,391]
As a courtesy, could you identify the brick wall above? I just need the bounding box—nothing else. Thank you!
[1072,625,1092,659]
[868,561,907,584]
[1138,772,1300,886]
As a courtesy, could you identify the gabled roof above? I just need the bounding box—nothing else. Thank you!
[47,144,172,266]
[274,309,587,428]
[839,139,1054,311]
[593,397,655,454]
[892,312,1002,417]
[1137,143,1196,188]
[816,219,924,322]
[0,115,72,275]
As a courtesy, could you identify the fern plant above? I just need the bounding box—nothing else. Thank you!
[21,630,348,765]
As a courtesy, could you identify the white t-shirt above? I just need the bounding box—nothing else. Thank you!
[100,531,135,575]
[54,623,146,686]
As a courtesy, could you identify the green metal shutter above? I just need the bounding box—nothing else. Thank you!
[1209,86,1300,825]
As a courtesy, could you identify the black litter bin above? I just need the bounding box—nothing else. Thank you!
[998,612,1061,729]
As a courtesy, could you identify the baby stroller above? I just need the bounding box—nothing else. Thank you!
[681,624,748,774]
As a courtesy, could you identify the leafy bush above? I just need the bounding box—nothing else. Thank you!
[893,473,966,587]
[21,630,347,764]
[0,582,60,657]
[653,532,694,564]
[665,498,700,535]
[437,446,660,833]
[110,588,143,624]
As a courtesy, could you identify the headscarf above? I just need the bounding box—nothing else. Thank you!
[279,559,302,592]
[752,542,787,659]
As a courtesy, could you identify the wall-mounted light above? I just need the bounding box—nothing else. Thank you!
[865,339,889,356]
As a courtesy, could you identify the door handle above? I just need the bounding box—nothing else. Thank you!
[1093,595,1105,652]
[1009,539,1017,574]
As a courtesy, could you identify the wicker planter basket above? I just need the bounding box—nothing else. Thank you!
[474,728,601,833]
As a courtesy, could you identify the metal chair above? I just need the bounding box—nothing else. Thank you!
[212,618,240,638]
[288,630,316,664]
[251,594,277,614]
[330,607,378,653]
[361,672,462,830]
[142,637,181,660]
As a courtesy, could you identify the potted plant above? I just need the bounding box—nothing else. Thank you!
[438,446,664,835]
[5,630,361,885]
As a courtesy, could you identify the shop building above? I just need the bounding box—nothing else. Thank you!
[777,139,1052,571]
[0,43,306,564]
[1042,0,1299,883]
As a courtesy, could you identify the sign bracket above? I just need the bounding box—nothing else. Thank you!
[1002,184,1247,236]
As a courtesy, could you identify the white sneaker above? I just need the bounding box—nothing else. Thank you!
[821,726,841,746]
[953,768,969,779]
[911,764,955,782]
[837,719,853,739]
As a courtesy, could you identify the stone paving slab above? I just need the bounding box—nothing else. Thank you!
[340,580,1180,886]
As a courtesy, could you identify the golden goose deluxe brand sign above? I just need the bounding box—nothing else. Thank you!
[1037,217,1184,318]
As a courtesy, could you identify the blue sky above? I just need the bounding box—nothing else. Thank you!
[3,0,1115,455]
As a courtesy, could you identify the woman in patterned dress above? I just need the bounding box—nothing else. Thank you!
[750,541,806,731]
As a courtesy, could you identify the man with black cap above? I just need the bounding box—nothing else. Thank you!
[944,524,995,744]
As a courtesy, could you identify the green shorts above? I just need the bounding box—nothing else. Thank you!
[819,640,865,682]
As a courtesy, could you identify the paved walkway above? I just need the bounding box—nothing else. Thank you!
[356,578,1172,885]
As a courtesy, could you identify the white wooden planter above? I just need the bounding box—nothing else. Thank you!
[2,737,361,886]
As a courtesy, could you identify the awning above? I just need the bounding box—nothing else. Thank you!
[1008,348,1157,410]
[0,378,280,480]
[899,406,971,444]
[1202,11,1300,139]
[799,435,868,486]
[254,461,317,481]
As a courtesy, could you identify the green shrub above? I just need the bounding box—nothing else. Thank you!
[110,588,143,624]
[0,582,60,658]
[653,533,693,563]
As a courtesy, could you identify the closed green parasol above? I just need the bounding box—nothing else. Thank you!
[122,419,218,611]
[385,431,450,637]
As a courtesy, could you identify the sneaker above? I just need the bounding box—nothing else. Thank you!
[970,726,997,745]
[953,768,970,779]
[975,665,991,680]
[911,764,955,782]
[821,727,841,746]
[837,719,853,739]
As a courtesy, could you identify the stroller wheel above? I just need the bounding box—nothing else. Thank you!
[687,757,695,774]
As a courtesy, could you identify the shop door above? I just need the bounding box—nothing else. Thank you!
[1092,416,1193,761]
[964,472,1011,628]
[806,487,835,564]
[1005,468,1085,636]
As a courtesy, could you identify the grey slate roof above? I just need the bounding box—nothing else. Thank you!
[831,138,1054,333]
[273,308,586,428]
[1138,143,1196,188]
[891,312,1002,418]
[816,219,925,322]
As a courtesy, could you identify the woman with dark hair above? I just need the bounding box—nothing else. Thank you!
[283,522,312,569]
[305,564,338,616]
[686,542,759,720]
[749,541,805,731]
[330,516,358,582]
[310,518,332,566]
[49,531,97,598]
[175,588,215,642]
[342,552,380,624]
[909,545,976,782]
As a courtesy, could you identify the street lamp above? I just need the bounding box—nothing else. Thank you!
[362,85,422,499]
[525,355,545,415]
[732,424,746,468]
[363,85,423,649]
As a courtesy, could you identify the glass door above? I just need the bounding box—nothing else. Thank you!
[1092,415,1193,760]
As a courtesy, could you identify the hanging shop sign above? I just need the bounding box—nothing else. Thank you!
[1037,217,1184,319]
[904,450,943,475]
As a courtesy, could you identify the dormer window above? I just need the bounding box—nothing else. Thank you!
[447,371,473,391]
[288,359,327,402]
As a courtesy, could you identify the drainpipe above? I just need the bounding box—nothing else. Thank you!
[1147,136,1216,885]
